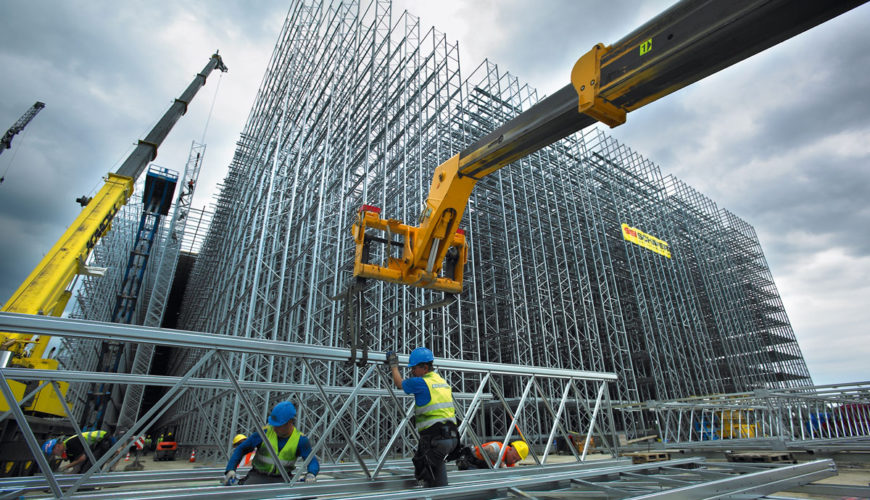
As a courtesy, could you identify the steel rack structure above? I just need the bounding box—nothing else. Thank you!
[62,189,145,426]
[57,0,814,446]
[59,141,209,431]
[156,0,815,445]
[0,311,619,498]
[639,381,870,450]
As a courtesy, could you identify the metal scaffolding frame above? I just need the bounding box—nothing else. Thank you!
[57,141,209,431]
[640,381,870,450]
[0,311,618,497]
[61,0,814,447]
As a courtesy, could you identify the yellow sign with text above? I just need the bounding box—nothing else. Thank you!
[621,224,671,259]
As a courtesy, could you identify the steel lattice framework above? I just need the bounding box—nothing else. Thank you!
[63,0,813,450]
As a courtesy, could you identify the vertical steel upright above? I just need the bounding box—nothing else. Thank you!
[65,0,813,446]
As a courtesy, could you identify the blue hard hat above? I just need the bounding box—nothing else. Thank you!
[42,438,59,456]
[268,401,297,426]
[408,347,434,367]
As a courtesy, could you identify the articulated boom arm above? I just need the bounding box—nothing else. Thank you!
[353,155,471,293]
[353,0,865,294]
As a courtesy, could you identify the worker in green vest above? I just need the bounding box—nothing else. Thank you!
[388,347,459,488]
[42,430,115,473]
[222,401,319,485]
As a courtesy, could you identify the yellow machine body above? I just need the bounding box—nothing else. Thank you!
[352,156,470,294]
[1,173,133,415]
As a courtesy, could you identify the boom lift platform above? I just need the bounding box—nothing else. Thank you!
[82,166,180,431]
[113,165,180,325]
[352,0,866,294]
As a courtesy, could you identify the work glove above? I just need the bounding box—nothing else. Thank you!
[222,470,237,486]
[386,351,399,370]
[304,472,317,484]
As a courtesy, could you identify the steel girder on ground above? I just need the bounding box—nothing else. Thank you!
[0,457,846,499]
[0,312,619,498]
[631,385,870,451]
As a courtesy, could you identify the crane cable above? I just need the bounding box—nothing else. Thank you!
[0,125,31,185]
[200,71,224,144]
[81,69,224,201]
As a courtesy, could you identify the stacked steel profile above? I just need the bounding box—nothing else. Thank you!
[66,0,812,459]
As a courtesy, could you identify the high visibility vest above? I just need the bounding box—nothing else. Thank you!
[474,441,515,467]
[63,430,107,447]
[414,371,456,431]
[251,426,302,475]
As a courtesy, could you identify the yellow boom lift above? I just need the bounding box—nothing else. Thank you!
[353,0,866,294]
[0,53,227,418]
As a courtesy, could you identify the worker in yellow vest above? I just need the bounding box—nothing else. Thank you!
[42,430,115,473]
[222,401,319,485]
[388,347,459,488]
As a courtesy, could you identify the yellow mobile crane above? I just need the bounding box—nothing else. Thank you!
[0,53,227,421]
[353,0,866,294]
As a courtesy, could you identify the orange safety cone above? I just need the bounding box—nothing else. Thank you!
[124,452,130,462]
[189,449,196,462]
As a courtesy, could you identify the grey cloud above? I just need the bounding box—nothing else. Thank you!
[436,0,674,96]
[746,155,870,256]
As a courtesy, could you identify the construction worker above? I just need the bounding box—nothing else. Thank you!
[232,433,255,467]
[456,440,529,469]
[387,347,459,488]
[222,401,319,485]
[42,430,115,473]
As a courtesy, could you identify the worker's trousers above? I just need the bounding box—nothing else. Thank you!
[413,422,459,488]
[65,438,115,474]
[455,446,489,470]
[240,468,295,484]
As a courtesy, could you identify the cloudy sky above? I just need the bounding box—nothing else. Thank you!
[1,1,867,386]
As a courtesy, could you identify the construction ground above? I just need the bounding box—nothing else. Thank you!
[6,448,870,498]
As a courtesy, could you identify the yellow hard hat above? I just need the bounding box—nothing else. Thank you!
[233,434,247,445]
[511,441,529,460]
[511,440,529,460]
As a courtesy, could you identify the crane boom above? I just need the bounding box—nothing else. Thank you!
[0,53,227,417]
[0,101,45,156]
[353,0,867,294]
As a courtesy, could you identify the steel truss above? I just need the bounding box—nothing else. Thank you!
[63,0,813,444]
[0,452,847,499]
[639,381,870,451]
[0,312,620,497]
